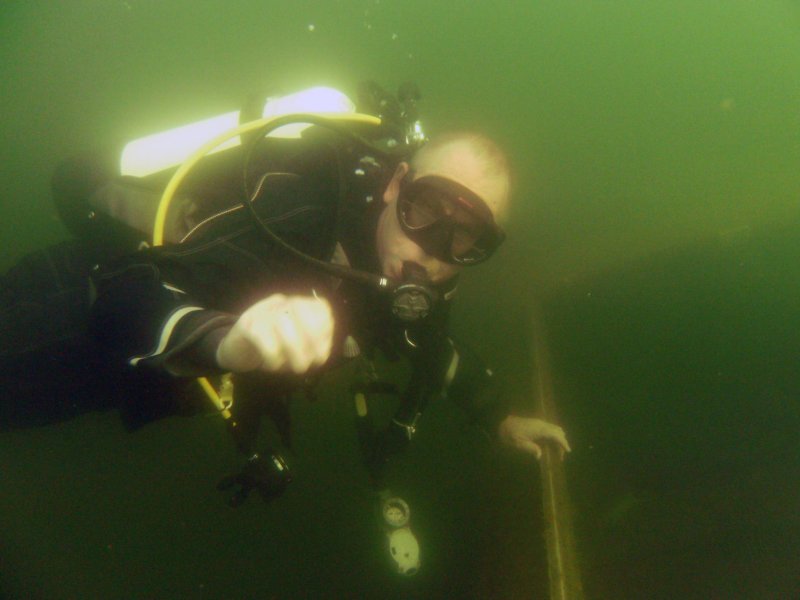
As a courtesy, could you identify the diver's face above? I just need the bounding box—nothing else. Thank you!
[376,163,462,283]
[376,144,509,283]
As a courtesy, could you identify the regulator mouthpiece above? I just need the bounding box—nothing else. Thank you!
[391,262,436,322]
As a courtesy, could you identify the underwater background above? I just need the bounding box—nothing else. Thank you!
[1,1,799,598]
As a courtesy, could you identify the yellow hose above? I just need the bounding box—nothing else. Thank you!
[151,112,383,415]
[197,375,232,419]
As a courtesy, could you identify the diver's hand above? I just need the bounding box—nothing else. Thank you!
[498,415,572,460]
[216,294,334,373]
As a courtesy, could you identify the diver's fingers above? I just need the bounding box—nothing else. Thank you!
[216,296,285,372]
[217,294,299,372]
[240,294,332,374]
[516,439,543,460]
[272,302,309,373]
[248,305,286,371]
[290,296,334,367]
[541,423,571,454]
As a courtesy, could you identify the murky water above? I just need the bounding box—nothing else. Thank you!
[1,1,799,598]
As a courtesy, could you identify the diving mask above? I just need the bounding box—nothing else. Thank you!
[397,174,505,265]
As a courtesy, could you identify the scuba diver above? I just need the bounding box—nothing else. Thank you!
[0,82,570,575]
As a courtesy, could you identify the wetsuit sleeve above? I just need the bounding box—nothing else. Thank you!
[400,292,511,441]
[87,170,336,377]
[89,258,237,376]
[441,337,511,441]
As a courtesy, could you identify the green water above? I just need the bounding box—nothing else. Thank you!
[2,1,800,598]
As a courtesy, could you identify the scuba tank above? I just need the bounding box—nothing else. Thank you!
[56,84,427,265]
[120,86,358,178]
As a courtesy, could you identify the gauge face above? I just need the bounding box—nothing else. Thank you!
[392,285,433,321]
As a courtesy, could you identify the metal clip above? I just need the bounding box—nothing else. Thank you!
[393,412,421,440]
[218,373,234,411]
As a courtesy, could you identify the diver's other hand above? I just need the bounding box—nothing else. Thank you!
[498,415,572,460]
[216,294,334,373]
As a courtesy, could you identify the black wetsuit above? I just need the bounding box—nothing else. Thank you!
[0,136,509,481]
